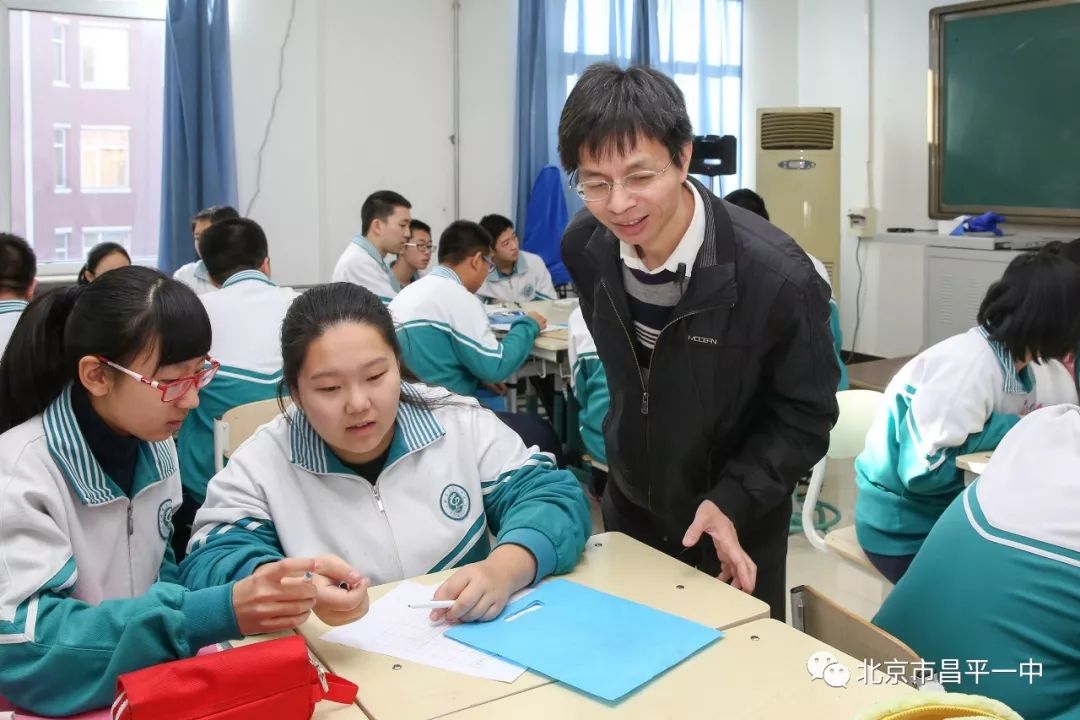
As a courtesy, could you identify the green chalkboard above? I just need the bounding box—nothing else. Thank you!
[930,1,1080,223]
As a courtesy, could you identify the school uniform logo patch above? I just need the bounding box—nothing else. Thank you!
[157,499,175,540]
[523,284,535,299]
[440,484,471,521]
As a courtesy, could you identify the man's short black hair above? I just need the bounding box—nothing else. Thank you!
[0,233,36,295]
[978,244,1080,363]
[190,205,240,232]
[198,217,270,285]
[361,191,411,236]
[558,63,694,173]
[479,214,514,243]
[409,219,432,236]
[724,189,770,221]
[438,221,493,265]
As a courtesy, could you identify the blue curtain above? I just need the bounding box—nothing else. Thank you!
[158,0,237,273]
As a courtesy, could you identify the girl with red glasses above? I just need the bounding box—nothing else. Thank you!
[0,266,330,716]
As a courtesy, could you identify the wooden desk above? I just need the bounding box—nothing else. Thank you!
[848,356,914,393]
[299,532,769,720]
[442,619,915,719]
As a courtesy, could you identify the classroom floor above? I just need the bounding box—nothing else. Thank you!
[585,457,890,625]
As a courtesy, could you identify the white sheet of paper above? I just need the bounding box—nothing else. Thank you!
[320,581,527,683]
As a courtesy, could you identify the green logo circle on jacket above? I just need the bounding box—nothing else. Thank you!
[440,484,471,521]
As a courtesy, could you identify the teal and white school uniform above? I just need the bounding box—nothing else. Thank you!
[176,270,298,505]
[0,299,28,359]
[389,267,540,397]
[173,260,217,296]
[807,253,848,390]
[854,326,1078,558]
[180,384,590,588]
[477,251,557,305]
[568,307,609,466]
[873,404,1080,720]
[331,235,401,302]
[0,386,238,716]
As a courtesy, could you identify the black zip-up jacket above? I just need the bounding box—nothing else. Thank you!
[562,179,840,537]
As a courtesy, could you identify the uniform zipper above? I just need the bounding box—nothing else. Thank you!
[368,481,404,578]
[126,503,136,596]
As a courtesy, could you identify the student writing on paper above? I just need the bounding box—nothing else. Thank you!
[391,219,434,288]
[0,267,323,716]
[332,190,413,301]
[855,246,1080,583]
[181,283,590,624]
[77,241,130,285]
[0,233,36,359]
[476,214,557,304]
[174,218,299,558]
[173,205,241,296]
[389,221,547,400]
[874,404,1080,720]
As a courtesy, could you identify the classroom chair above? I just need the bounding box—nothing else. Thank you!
[802,390,888,584]
[213,398,290,472]
[790,585,921,687]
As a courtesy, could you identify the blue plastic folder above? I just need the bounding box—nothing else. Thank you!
[444,579,723,702]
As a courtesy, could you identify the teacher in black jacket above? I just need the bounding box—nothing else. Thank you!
[558,63,839,619]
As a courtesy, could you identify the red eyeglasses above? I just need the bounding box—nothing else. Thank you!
[97,356,220,403]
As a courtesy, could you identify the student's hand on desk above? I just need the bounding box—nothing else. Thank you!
[526,311,548,330]
[232,557,318,635]
[310,554,372,626]
[430,544,537,623]
[683,500,758,594]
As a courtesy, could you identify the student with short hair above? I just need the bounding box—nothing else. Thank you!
[181,283,590,624]
[78,242,130,285]
[855,247,1080,583]
[392,219,434,288]
[476,214,557,304]
[174,218,299,557]
[390,221,547,399]
[0,233,36,358]
[0,267,321,716]
[332,190,413,301]
[873,404,1080,719]
[173,205,242,295]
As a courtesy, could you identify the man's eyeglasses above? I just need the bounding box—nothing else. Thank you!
[403,242,433,252]
[98,356,220,403]
[571,155,676,202]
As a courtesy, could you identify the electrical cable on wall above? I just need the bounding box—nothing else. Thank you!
[244,0,296,216]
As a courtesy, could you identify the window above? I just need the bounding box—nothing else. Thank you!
[54,228,72,261]
[80,23,130,89]
[80,126,130,191]
[7,8,164,269]
[51,20,67,85]
[53,124,69,191]
[82,227,131,258]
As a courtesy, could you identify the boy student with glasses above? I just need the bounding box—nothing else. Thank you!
[559,63,839,620]
[392,219,435,288]
[476,214,557,305]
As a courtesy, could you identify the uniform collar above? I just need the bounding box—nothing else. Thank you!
[193,260,210,282]
[43,384,177,505]
[0,299,28,314]
[352,235,402,292]
[431,265,464,286]
[288,383,446,475]
[221,269,276,288]
[977,326,1034,394]
[489,255,527,281]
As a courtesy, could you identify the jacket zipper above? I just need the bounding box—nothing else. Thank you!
[368,482,405,578]
[126,503,135,596]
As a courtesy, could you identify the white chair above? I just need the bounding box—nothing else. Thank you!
[802,390,886,580]
[213,398,290,472]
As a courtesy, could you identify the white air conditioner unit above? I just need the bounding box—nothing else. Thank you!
[756,108,842,295]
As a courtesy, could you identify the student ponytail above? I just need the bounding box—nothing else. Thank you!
[0,266,212,433]
[0,286,82,431]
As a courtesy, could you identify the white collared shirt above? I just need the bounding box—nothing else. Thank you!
[619,181,705,277]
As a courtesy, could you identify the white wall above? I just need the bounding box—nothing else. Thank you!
[0,5,11,232]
